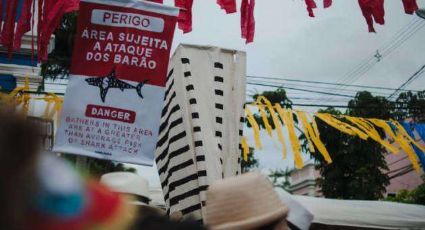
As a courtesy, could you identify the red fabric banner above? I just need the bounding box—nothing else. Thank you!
[64,0,80,13]
[38,0,67,60]
[241,0,255,43]
[37,0,80,61]
[14,0,33,50]
[0,0,19,56]
[305,0,317,17]
[358,0,385,33]
[323,0,332,8]
[402,0,418,14]
[175,0,194,33]
[217,0,237,14]
[0,0,3,33]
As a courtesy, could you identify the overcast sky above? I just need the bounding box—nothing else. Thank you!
[133,0,425,187]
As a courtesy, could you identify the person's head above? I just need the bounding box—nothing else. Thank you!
[0,106,41,229]
[205,172,289,230]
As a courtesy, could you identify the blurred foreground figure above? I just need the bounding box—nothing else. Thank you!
[205,172,289,230]
[0,107,134,230]
[0,107,40,229]
[0,106,205,230]
[101,172,206,230]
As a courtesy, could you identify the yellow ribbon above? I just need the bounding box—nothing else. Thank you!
[315,113,369,140]
[257,105,273,136]
[345,116,399,154]
[245,106,262,149]
[297,111,332,164]
[275,106,303,169]
[255,96,287,158]
[241,136,249,161]
[391,120,425,153]
[368,118,401,154]
[296,110,315,153]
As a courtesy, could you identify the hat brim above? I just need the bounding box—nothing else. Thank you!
[210,206,289,230]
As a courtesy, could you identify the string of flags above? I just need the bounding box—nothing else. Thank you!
[0,79,63,122]
[242,96,425,171]
[0,0,420,58]
[1,84,425,171]
[0,0,79,60]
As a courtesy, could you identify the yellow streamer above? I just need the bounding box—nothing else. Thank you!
[245,107,262,149]
[296,110,315,153]
[299,112,333,164]
[241,136,249,161]
[368,118,401,154]
[258,105,273,136]
[392,120,425,153]
[22,78,31,115]
[345,116,399,154]
[255,96,287,158]
[315,113,369,140]
[275,105,303,169]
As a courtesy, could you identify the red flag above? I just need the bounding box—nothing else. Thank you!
[0,0,3,33]
[358,0,385,33]
[241,0,248,39]
[324,0,332,8]
[372,0,385,25]
[305,0,317,17]
[358,0,375,32]
[148,0,164,3]
[36,0,79,60]
[175,0,194,33]
[38,0,67,61]
[14,0,33,50]
[217,0,237,14]
[64,0,80,13]
[402,0,418,14]
[241,0,255,43]
[0,0,19,57]
[37,0,44,60]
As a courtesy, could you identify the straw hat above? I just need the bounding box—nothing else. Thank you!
[205,172,289,230]
[100,172,151,205]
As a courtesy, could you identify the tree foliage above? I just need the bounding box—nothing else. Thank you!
[41,12,77,81]
[248,88,425,200]
[241,147,259,173]
[393,91,425,122]
[311,91,425,200]
[385,177,425,205]
[268,168,291,191]
[250,88,293,129]
[313,92,391,200]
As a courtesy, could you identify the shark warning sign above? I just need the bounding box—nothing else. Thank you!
[54,0,178,165]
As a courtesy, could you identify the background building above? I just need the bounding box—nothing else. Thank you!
[288,163,322,197]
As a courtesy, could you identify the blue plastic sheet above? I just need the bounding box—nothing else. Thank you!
[402,122,425,172]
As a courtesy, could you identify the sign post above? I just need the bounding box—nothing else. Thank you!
[54,0,178,166]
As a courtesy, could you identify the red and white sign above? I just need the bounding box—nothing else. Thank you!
[54,0,178,165]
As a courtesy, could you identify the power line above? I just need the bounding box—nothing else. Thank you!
[247,79,396,96]
[388,65,425,99]
[245,102,425,109]
[246,81,355,98]
[247,76,420,92]
[340,18,423,86]
[320,18,425,103]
